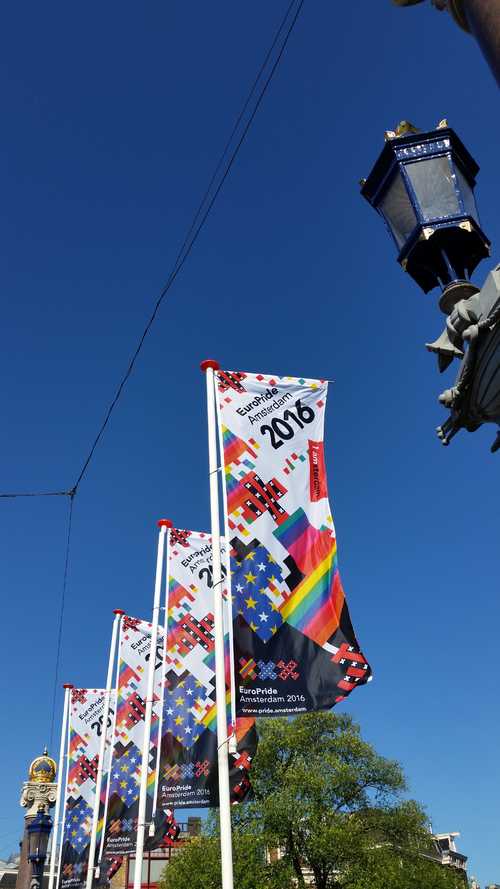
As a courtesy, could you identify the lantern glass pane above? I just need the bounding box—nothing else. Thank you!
[454,164,479,222]
[39,828,50,857]
[28,831,38,858]
[405,156,460,221]
[378,170,417,249]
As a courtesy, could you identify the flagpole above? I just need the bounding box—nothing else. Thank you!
[47,683,73,889]
[215,396,237,752]
[151,527,171,822]
[55,695,72,889]
[133,519,171,889]
[85,610,124,889]
[201,359,234,889]
[97,618,123,868]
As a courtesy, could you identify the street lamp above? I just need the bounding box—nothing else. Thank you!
[27,809,53,889]
[361,121,500,451]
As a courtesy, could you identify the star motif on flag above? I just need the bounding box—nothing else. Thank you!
[108,743,142,804]
[163,672,209,750]
[231,542,284,642]
[63,798,93,852]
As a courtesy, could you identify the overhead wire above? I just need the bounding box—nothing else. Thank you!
[166,0,300,288]
[71,0,304,493]
[0,0,304,501]
[0,0,306,746]
[48,492,75,750]
[0,490,72,499]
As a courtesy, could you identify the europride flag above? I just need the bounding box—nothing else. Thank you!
[215,369,371,717]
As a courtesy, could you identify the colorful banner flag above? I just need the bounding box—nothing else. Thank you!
[59,688,113,889]
[98,812,180,887]
[103,616,165,858]
[157,529,256,809]
[215,369,371,717]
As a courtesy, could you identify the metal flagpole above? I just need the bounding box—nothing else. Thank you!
[201,359,234,889]
[97,617,123,867]
[151,527,171,823]
[133,520,171,889]
[48,683,73,889]
[85,609,124,889]
[56,695,72,889]
[215,396,237,752]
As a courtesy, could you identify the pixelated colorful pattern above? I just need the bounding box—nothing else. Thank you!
[216,369,371,716]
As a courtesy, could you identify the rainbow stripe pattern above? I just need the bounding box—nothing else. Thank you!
[275,508,344,647]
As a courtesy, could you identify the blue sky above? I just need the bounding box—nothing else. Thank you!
[0,1,498,883]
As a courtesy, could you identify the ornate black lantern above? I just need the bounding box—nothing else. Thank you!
[361,120,490,299]
[27,810,52,889]
[361,121,500,451]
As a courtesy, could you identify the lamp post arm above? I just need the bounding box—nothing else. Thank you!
[435,265,500,450]
[462,0,500,85]
[392,0,500,86]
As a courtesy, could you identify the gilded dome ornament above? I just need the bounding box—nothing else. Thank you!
[29,749,57,784]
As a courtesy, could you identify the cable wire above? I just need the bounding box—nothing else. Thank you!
[72,0,304,493]
[170,0,299,281]
[49,493,75,751]
[0,490,72,499]
[1,0,305,742]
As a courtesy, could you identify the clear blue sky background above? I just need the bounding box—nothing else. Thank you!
[0,1,498,883]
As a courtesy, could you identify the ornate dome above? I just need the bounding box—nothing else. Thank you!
[29,749,57,783]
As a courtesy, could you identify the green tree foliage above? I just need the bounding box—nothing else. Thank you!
[159,712,464,889]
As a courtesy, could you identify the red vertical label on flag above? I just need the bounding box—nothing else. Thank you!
[308,440,327,502]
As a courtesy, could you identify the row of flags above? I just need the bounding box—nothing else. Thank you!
[54,369,371,889]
